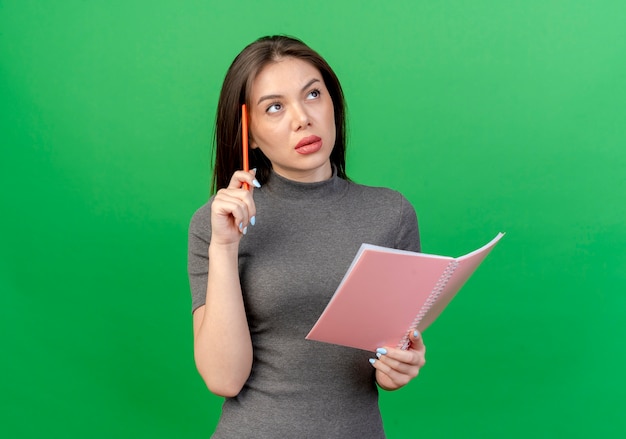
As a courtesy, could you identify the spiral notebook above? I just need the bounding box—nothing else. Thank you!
[306,232,504,352]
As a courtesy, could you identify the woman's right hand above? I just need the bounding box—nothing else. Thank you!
[210,169,259,246]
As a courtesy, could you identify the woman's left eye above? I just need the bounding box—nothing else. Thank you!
[307,89,321,99]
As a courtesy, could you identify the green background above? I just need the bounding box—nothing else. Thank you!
[1,0,624,437]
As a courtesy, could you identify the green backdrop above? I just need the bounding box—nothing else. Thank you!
[1,1,624,437]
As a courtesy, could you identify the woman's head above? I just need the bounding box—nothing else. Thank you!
[212,35,348,192]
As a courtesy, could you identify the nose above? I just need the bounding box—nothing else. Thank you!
[290,104,311,131]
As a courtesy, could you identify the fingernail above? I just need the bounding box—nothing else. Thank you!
[250,216,256,226]
[252,179,261,188]
[376,348,387,355]
[252,168,257,174]
[413,330,420,338]
[243,226,248,235]
[369,358,376,365]
[238,222,243,232]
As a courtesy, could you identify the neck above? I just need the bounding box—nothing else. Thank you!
[272,161,333,183]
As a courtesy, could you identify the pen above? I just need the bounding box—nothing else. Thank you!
[242,104,249,190]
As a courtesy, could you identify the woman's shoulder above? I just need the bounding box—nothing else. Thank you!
[345,180,412,207]
[344,180,420,250]
[188,197,215,238]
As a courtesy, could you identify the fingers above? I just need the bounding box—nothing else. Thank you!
[210,170,259,244]
[409,329,426,355]
[369,331,426,390]
[371,346,425,374]
[227,169,261,192]
[213,189,256,234]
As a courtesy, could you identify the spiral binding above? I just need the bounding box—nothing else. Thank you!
[398,259,459,349]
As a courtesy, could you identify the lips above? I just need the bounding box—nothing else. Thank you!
[295,135,322,155]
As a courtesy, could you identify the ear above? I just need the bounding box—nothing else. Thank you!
[249,134,259,149]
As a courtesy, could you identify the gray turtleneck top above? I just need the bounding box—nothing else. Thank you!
[188,170,420,438]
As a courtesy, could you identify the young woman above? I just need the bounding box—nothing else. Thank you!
[188,35,426,438]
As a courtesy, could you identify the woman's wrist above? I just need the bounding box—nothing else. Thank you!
[209,241,240,258]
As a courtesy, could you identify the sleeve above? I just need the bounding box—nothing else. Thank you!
[394,194,421,253]
[187,201,213,313]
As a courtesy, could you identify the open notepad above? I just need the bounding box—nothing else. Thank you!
[306,233,504,352]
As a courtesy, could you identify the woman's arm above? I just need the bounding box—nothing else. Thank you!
[369,193,425,390]
[192,170,258,397]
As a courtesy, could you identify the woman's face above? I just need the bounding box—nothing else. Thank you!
[249,57,336,183]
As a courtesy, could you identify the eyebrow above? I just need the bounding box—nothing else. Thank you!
[256,78,321,105]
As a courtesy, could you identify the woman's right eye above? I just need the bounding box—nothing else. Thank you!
[266,103,282,113]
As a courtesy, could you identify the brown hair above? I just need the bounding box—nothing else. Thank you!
[211,35,348,192]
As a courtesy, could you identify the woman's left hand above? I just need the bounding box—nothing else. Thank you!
[369,330,426,391]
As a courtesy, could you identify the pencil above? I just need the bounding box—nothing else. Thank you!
[242,104,249,190]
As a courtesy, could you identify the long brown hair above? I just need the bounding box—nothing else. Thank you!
[211,35,348,193]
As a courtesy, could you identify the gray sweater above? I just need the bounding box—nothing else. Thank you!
[188,170,420,438]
